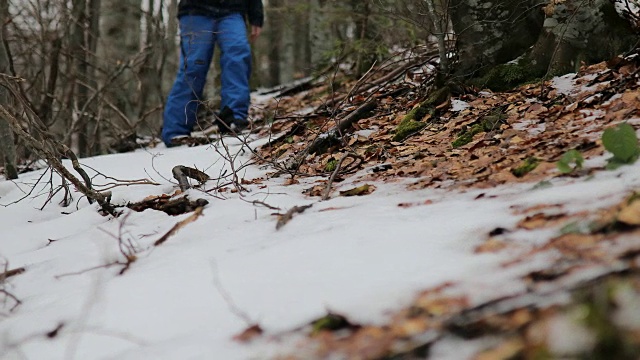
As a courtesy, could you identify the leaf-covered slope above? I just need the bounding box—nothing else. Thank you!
[248,50,640,359]
[256,50,640,194]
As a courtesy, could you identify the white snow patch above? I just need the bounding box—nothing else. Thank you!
[551,73,577,96]
[451,99,470,112]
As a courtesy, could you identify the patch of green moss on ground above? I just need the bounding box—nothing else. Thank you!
[393,87,450,142]
[474,59,544,92]
[511,157,539,177]
[452,124,484,148]
[324,158,338,172]
[452,110,506,148]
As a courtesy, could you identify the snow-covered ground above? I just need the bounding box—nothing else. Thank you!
[0,131,638,359]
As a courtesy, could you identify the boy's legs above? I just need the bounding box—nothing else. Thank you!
[162,15,216,146]
[217,13,252,124]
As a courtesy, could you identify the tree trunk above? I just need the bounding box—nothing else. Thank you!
[528,0,637,75]
[267,0,282,87]
[0,0,17,179]
[70,0,88,156]
[164,0,179,97]
[138,0,164,134]
[449,0,544,79]
[293,0,312,79]
[86,0,101,154]
[309,0,331,68]
[450,0,637,88]
[99,0,142,127]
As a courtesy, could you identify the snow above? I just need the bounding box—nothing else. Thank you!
[450,99,469,112]
[3,99,640,358]
[551,73,577,96]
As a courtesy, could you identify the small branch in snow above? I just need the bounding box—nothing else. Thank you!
[322,153,363,201]
[0,267,25,280]
[154,206,205,246]
[210,260,255,326]
[276,204,313,230]
[245,199,281,211]
[54,262,122,279]
[0,289,21,311]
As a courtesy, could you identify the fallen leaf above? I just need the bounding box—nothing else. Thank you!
[232,324,263,342]
[618,197,640,225]
[340,184,375,197]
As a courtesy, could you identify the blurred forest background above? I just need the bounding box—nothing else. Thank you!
[0,0,426,160]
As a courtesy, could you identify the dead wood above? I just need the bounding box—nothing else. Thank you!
[172,165,210,191]
[0,267,25,280]
[128,194,209,216]
[154,206,205,246]
[308,99,377,156]
[276,204,312,230]
[0,105,115,215]
[322,153,363,200]
[318,56,433,111]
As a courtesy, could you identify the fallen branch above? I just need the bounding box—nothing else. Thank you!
[276,204,312,230]
[0,105,115,215]
[0,267,25,280]
[172,165,210,191]
[307,99,377,155]
[322,153,363,201]
[154,206,205,246]
[0,289,21,311]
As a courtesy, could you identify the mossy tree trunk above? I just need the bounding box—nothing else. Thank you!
[449,0,636,89]
[449,0,544,80]
[527,0,636,76]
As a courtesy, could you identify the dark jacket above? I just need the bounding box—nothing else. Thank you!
[178,0,264,27]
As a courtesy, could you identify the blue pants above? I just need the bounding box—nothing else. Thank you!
[162,14,252,145]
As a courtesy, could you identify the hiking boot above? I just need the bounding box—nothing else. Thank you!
[216,106,250,134]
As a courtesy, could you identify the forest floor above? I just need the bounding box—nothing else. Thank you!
[248,48,640,359]
[1,48,640,359]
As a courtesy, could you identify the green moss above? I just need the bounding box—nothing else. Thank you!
[393,87,450,142]
[393,118,427,142]
[324,157,338,172]
[473,59,544,92]
[452,124,484,148]
[452,110,506,148]
[311,313,352,335]
[511,157,539,177]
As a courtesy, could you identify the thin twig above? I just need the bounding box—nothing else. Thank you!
[322,153,361,201]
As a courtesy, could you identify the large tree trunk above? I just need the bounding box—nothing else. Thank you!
[450,0,637,89]
[528,0,637,75]
[449,0,544,79]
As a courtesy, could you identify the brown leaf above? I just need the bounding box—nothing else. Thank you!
[232,324,263,343]
[618,197,640,225]
[340,184,375,197]
[475,238,508,253]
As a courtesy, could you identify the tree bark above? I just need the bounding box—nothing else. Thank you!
[528,0,636,75]
[267,0,282,87]
[449,0,544,79]
[0,0,17,179]
[449,0,637,86]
